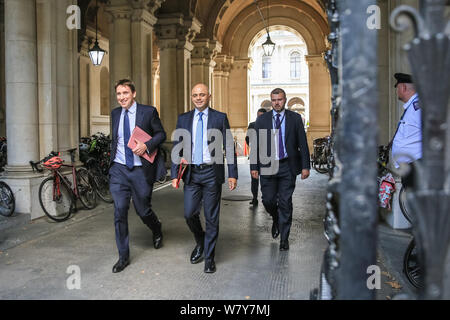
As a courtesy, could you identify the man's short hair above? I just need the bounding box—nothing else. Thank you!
[115,79,136,93]
[270,88,286,98]
[257,108,267,113]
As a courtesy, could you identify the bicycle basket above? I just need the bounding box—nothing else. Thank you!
[43,156,63,170]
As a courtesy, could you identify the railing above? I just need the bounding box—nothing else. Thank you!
[312,0,449,300]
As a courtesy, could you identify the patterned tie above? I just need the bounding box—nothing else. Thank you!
[193,112,204,165]
[276,113,285,159]
[123,109,134,169]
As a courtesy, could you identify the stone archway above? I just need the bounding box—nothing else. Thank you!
[206,0,331,151]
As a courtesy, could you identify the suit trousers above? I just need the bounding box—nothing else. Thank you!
[251,174,259,199]
[259,160,296,242]
[109,163,161,260]
[184,165,222,261]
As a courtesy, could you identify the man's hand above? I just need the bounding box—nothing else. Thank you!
[132,139,147,156]
[228,178,237,191]
[251,170,259,179]
[171,178,178,189]
[301,169,310,180]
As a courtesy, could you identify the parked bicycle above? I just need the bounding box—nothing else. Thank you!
[0,137,7,172]
[377,145,422,289]
[83,156,113,203]
[80,133,113,203]
[0,180,15,217]
[30,149,97,222]
[311,136,332,175]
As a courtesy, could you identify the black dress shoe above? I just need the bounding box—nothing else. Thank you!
[112,258,130,273]
[153,223,163,249]
[153,233,163,249]
[249,198,258,206]
[271,221,280,239]
[280,240,289,251]
[204,259,216,273]
[190,244,204,264]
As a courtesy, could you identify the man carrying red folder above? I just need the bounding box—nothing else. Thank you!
[171,83,238,273]
[109,79,167,273]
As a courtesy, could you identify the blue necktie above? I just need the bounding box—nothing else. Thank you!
[123,110,134,169]
[193,112,204,165]
[276,114,285,159]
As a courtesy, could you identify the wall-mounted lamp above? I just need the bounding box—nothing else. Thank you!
[254,0,275,56]
[89,0,106,66]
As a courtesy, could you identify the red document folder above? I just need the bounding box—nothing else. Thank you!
[127,126,157,163]
[175,158,189,189]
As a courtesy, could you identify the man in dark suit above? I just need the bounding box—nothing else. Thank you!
[245,108,267,206]
[109,79,167,273]
[250,88,310,251]
[171,83,238,273]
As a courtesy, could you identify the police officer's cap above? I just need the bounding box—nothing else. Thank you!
[394,73,413,88]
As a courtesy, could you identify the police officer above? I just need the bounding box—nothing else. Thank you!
[390,73,421,188]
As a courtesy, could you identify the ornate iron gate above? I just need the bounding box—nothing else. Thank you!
[312,0,450,299]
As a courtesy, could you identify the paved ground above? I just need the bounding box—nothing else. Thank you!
[0,158,416,300]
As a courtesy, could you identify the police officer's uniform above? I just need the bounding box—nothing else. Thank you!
[391,73,422,187]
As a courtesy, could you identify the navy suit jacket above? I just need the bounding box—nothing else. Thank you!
[110,103,167,184]
[171,107,238,185]
[250,109,310,176]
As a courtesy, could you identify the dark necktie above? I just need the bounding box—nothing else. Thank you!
[123,110,134,169]
[276,113,285,159]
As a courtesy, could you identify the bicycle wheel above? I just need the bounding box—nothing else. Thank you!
[76,167,97,209]
[39,176,73,222]
[0,181,15,217]
[314,160,329,174]
[399,185,413,223]
[403,239,423,289]
[92,171,113,203]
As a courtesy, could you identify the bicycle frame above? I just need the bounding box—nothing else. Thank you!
[49,164,79,201]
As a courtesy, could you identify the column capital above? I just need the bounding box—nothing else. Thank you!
[214,54,234,73]
[104,4,133,22]
[192,39,222,61]
[305,54,326,68]
[155,14,201,51]
[129,0,163,14]
[131,8,158,29]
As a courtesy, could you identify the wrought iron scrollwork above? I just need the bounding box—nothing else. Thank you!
[390,0,450,300]
[311,0,341,300]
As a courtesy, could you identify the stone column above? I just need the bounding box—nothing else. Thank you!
[106,0,161,110]
[36,0,58,157]
[155,15,201,138]
[228,57,251,129]
[152,60,160,112]
[56,0,76,153]
[305,54,331,152]
[191,39,221,91]
[105,1,132,109]
[3,0,40,217]
[0,0,5,137]
[212,54,233,114]
[131,7,158,105]
[4,0,39,170]
[79,32,91,138]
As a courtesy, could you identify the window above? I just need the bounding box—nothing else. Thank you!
[262,56,271,79]
[290,52,301,78]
